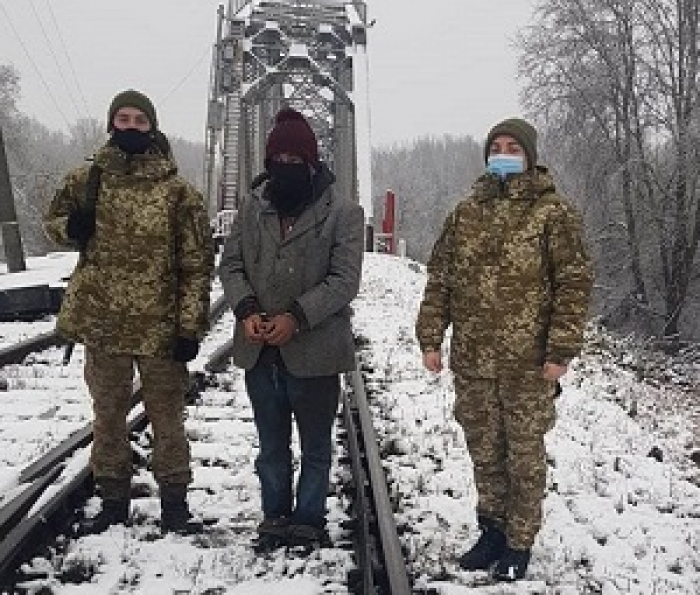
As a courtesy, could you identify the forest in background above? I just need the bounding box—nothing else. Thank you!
[0,63,204,257]
[2,0,700,342]
[376,0,700,344]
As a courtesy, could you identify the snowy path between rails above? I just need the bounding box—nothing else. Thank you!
[0,251,699,594]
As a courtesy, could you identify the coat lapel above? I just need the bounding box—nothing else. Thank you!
[281,196,332,243]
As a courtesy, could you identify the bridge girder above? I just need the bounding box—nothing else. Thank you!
[204,0,371,223]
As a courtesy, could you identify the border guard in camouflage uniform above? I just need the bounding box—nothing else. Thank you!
[44,89,214,534]
[416,118,593,581]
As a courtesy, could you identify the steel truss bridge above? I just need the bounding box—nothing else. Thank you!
[204,0,372,238]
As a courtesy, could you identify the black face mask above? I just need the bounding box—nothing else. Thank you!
[267,162,313,216]
[111,128,152,154]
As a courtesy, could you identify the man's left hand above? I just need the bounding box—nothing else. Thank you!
[262,313,298,346]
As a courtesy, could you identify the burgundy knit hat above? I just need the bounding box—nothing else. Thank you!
[265,108,319,167]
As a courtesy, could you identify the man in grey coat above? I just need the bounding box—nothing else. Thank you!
[218,107,364,552]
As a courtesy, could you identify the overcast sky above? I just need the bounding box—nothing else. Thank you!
[0,0,536,148]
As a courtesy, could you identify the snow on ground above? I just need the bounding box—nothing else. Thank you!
[0,252,76,344]
[0,252,76,291]
[353,254,700,594]
[0,251,699,594]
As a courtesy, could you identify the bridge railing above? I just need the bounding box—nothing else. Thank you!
[212,209,237,239]
[229,0,253,15]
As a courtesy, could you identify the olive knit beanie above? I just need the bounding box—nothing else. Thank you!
[107,89,158,131]
[484,117,538,170]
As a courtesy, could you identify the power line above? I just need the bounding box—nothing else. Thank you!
[159,45,210,106]
[43,0,92,118]
[0,2,73,130]
[28,0,84,122]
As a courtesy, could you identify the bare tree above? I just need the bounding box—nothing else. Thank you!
[518,0,700,340]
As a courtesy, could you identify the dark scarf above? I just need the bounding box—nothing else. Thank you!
[267,162,314,217]
[110,128,152,154]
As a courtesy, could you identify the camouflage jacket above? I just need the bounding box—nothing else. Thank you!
[415,168,593,377]
[44,144,214,357]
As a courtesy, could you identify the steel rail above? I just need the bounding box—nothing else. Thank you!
[0,466,93,581]
[0,374,204,584]
[346,365,412,595]
[204,336,235,373]
[0,295,229,586]
[0,464,64,539]
[0,330,65,367]
[18,426,93,485]
[339,386,377,594]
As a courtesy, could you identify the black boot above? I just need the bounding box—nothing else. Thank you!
[286,523,331,550]
[253,517,290,553]
[82,498,130,534]
[458,516,506,571]
[81,479,130,534]
[160,484,201,534]
[493,546,531,582]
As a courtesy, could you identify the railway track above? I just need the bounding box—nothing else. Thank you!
[0,303,411,594]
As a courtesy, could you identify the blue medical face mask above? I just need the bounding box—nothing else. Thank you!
[486,154,525,179]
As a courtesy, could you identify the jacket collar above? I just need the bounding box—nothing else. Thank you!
[472,166,556,203]
[93,144,177,179]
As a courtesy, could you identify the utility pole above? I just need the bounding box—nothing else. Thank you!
[0,128,27,272]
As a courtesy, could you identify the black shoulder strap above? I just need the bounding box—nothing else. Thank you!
[84,163,102,212]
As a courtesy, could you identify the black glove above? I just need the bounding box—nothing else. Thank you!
[66,209,96,250]
[173,336,200,362]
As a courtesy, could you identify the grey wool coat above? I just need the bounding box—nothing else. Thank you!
[218,164,365,377]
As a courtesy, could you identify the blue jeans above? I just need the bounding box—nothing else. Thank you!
[245,362,340,527]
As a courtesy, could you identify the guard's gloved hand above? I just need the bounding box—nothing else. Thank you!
[173,337,200,362]
[66,209,96,250]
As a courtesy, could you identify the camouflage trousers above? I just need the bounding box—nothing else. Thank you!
[453,371,556,549]
[84,347,192,491]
